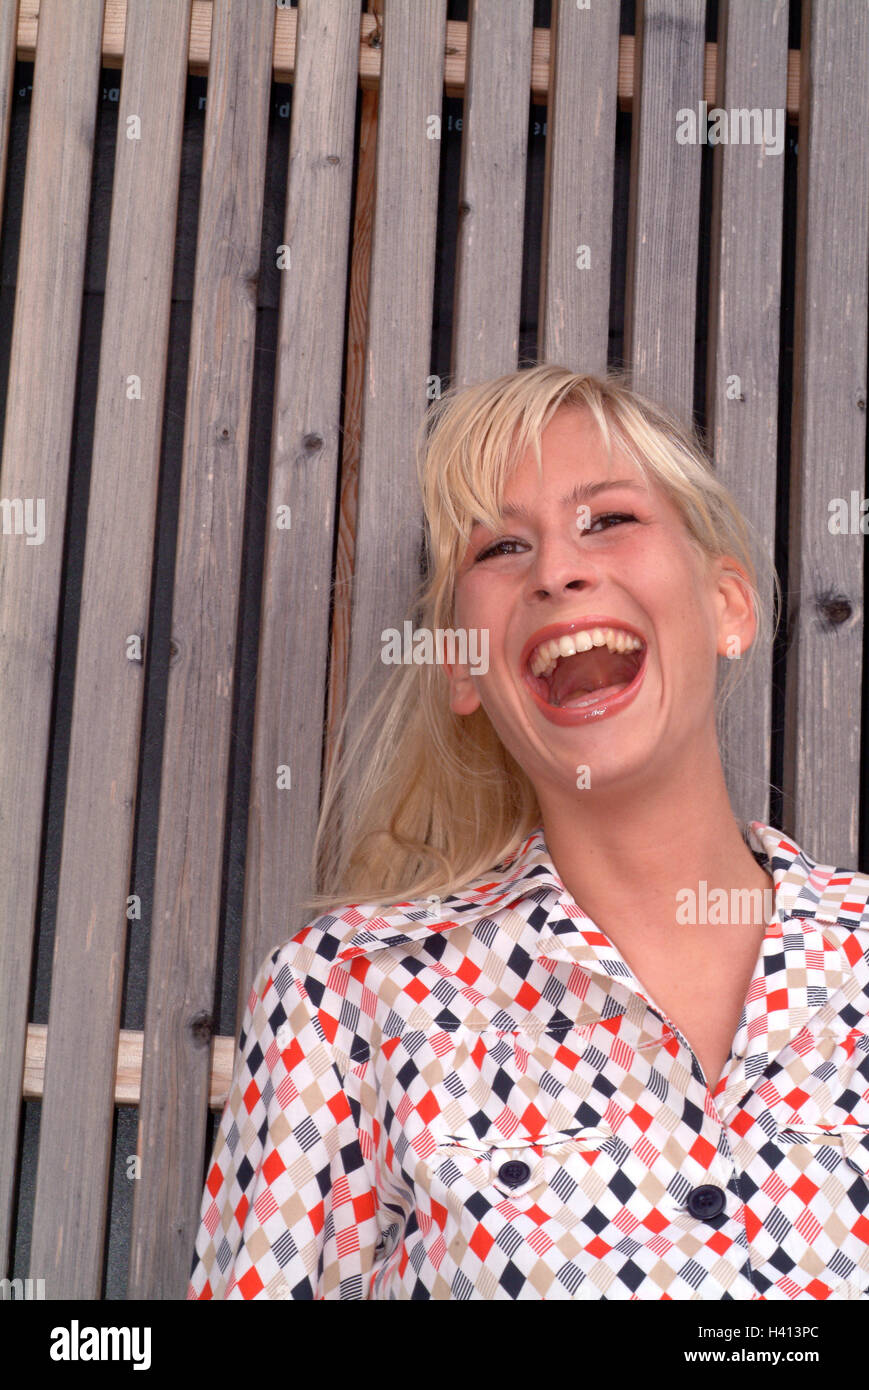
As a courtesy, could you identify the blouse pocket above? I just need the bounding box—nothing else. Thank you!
[773,1121,869,1177]
[430,1125,614,1204]
[769,1121,869,1296]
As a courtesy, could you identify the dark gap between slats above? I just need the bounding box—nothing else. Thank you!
[431,88,460,398]
[320,83,364,831]
[610,3,640,370]
[608,102,632,374]
[770,26,800,839]
[519,90,545,367]
[1,59,35,1283]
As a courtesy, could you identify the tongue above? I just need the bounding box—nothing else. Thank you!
[549,647,637,706]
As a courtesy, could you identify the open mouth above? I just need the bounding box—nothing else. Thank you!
[524,627,646,710]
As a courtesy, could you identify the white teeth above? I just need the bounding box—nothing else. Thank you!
[528,627,644,679]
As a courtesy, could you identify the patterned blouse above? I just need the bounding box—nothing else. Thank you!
[187,820,869,1300]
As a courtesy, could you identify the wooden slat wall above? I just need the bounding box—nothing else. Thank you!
[539,0,620,376]
[342,0,447,818]
[706,0,788,831]
[451,0,532,385]
[123,0,277,1302]
[0,0,106,1279]
[625,0,705,414]
[11,2,807,116]
[785,0,869,866]
[26,0,194,1299]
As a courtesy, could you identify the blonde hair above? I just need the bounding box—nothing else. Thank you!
[304,364,780,915]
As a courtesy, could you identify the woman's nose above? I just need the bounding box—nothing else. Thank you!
[524,532,601,600]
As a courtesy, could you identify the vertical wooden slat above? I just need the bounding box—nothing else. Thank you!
[236,0,359,1045]
[706,0,788,829]
[539,0,620,375]
[785,0,869,863]
[0,1,19,231]
[342,0,447,807]
[0,0,105,1278]
[624,0,705,414]
[25,0,191,1297]
[451,0,532,385]
[124,0,275,1299]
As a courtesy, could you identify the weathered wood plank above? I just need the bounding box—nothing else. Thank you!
[706,0,788,830]
[624,0,705,414]
[14,2,804,116]
[342,0,447,818]
[539,0,620,374]
[451,0,532,384]
[784,0,869,863]
[122,0,276,1301]
[25,0,192,1298]
[237,0,360,1029]
[0,0,18,230]
[0,0,106,1281]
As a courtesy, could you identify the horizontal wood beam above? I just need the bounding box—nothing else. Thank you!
[16,1,802,118]
[23,1023,235,1111]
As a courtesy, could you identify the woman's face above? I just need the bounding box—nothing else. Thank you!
[447,405,755,802]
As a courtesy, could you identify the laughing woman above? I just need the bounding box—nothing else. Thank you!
[188,365,869,1301]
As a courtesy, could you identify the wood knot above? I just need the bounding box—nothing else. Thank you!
[188,1012,213,1047]
[302,433,323,451]
[816,594,852,627]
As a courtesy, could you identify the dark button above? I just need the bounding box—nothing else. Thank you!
[497,1159,531,1188]
[687,1184,726,1220]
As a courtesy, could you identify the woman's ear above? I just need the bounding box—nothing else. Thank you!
[444,659,482,716]
[712,556,757,661]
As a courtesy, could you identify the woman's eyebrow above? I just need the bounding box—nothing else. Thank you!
[498,478,646,522]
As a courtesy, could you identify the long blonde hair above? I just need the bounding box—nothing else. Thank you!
[304,365,780,914]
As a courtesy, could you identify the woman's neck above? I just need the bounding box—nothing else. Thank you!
[536,761,775,952]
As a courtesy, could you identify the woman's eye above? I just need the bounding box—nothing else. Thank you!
[585,512,637,533]
[475,538,526,561]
